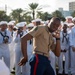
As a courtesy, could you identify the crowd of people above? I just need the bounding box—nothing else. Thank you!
[0,16,75,75]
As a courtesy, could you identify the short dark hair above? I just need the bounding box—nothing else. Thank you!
[53,17,61,22]
[36,21,41,26]
[47,17,52,20]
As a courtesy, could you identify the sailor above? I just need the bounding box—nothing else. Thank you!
[24,23,34,75]
[69,19,75,75]
[58,22,69,75]
[7,22,15,72]
[65,16,73,23]
[0,21,12,69]
[13,22,28,75]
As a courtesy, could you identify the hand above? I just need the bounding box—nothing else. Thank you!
[16,29,22,37]
[52,30,60,39]
[3,38,8,43]
[72,46,75,52]
[17,30,21,34]
[18,57,28,66]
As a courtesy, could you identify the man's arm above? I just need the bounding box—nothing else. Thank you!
[21,33,33,58]
[19,33,33,66]
[51,31,61,57]
[54,39,61,57]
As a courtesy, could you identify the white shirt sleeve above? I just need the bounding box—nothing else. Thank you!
[69,29,74,47]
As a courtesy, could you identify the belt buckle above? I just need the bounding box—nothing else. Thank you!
[38,52,46,57]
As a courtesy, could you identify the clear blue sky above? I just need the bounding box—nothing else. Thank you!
[0,0,75,14]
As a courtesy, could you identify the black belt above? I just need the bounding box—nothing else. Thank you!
[61,49,67,52]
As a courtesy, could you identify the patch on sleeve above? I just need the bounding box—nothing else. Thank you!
[34,26,38,31]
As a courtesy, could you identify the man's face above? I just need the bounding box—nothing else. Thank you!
[66,18,72,23]
[49,19,60,32]
[18,27,23,31]
[1,24,7,30]
[63,24,67,30]
[8,25,14,29]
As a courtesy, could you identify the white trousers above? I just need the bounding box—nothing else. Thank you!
[15,49,26,75]
[9,42,15,71]
[9,49,15,71]
[0,49,10,69]
[58,51,69,74]
[49,51,56,75]
[70,48,75,74]
[0,60,10,75]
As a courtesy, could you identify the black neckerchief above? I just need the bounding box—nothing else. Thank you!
[19,31,23,37]
[62,31,68,43]
[11,31,13,37]
[0,30,9,41]
[29,39,33,44]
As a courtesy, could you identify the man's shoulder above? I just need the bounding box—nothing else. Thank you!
[37,25,46,28]
[33,25,46,31]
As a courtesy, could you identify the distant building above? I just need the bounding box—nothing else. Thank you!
[0,7,5,11]
[69,1,75,12]
[58,8,72,17]
[0,4,7,13]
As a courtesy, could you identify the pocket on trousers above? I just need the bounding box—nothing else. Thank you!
[29,55,35,65]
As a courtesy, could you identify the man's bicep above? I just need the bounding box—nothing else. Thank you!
[21,33,33,41]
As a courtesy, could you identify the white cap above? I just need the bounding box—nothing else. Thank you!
[72,17,75,21]
[35,18,42,22]
[16,22,25,27]
[0,21,8,25]
[65,16,73,19]
[20,22,27,25]
[27,23,34,28]
[9,20,16,24]
[8,22,14,26]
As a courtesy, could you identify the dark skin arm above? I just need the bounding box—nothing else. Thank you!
[54,40,60,57]
[51,31,61,57]
[18,33,33,66]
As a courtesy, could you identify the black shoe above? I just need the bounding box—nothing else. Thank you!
[58,73,62,75]
[11,70,15,74]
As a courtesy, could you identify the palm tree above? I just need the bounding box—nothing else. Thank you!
[52,10,63,18]
[29,3,38,19]
[10,8,23,22]
[52,10,65,21]
[28,3,42,19]
[0,11,11,21]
